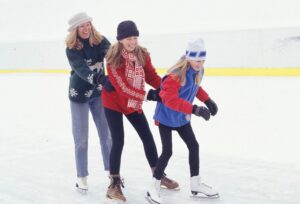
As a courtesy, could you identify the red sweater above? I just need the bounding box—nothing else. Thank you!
[160,74,210,114]
[102,54,161,114]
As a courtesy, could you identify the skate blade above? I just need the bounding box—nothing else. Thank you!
[190,193,220,199]
[160,185,180,191]
[105,195,126,204]
[75,183,88,194]
[145,194,161,204]
[76,187,88,194]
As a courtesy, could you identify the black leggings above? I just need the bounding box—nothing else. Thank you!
[153,123,199,179]
[104,108,158,174]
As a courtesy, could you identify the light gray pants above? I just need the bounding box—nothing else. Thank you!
[70,96,112,177]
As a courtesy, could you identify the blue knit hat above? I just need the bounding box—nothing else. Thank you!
[116,20,139,41]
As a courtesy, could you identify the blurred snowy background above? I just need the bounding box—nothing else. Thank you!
[1,0,300,69]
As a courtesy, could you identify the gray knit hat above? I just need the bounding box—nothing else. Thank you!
[68,12,92,32]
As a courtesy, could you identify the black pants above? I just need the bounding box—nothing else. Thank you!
[153,123,199,179]
[104,108,158,174]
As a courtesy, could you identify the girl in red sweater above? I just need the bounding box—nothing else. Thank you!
[102,20,178,202]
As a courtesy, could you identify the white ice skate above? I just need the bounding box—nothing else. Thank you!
[76,177,88,193]
[146,178,162,204]
[190,176,219,199]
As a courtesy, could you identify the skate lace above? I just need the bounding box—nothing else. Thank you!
[120,177,125,188]
[109,177,125,189]
[162,173,174,184]
[201,182,212,189]
[195,177,212,189]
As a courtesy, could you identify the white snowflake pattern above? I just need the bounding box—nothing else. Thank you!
[84,90,93,98]
[97,84,103,91]
[69,88,78,97]
[87,74,94,85]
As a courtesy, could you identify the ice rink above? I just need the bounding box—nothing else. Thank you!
[0,74,299,204]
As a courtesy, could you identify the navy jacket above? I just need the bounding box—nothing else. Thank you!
[66,36,110,103]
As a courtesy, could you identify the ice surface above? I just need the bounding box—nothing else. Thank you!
[0,74,299,204]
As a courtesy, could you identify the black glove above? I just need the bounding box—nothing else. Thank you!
[192,105,210,120]
[93,71,105,85]
[146,89,162,102]
[93,72,115,92]
[103,76,115,92]
[204,98,218,116]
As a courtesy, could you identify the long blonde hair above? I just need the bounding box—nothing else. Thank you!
[106,42,149,68]
[167,56,202,86]
[65,23,103,50]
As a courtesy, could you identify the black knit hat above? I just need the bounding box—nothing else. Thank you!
[116,20,139,41]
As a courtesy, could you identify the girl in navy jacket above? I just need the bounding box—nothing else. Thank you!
[146,38,219,204]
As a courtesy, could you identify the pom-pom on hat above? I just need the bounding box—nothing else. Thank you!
[68,12,92,32]
[116,20,139,41]
[185,38,206,61]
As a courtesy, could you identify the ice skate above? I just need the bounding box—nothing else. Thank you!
[161,173,180,190]
[190,176,219,199]
[106,175,126,203]
[75,177,88,193]
[146,178,162,204]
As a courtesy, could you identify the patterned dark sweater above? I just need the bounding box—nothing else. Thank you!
[66,36,110,103]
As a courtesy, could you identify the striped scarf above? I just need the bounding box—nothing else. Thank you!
[121,48,145,110]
